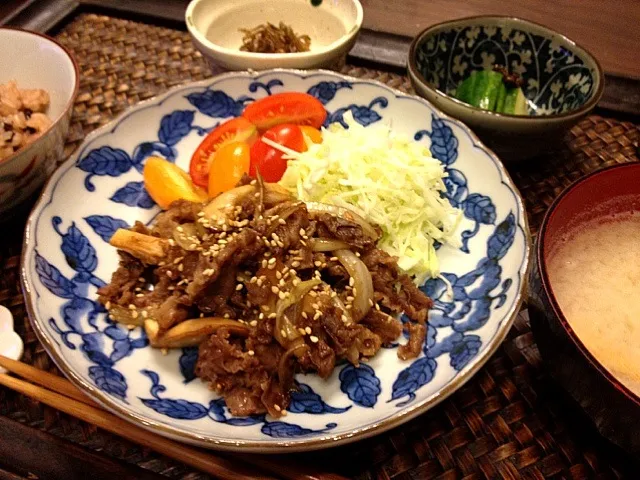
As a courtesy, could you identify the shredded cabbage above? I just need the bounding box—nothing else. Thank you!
[278,112,462,286]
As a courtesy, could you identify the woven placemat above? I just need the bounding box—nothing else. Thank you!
[1,12,639,479]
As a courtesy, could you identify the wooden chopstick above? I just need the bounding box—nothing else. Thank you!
[0,355,98,407]
[0,356,348,480]
[0,373,275,480]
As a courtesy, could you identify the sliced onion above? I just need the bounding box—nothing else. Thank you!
[310,238,350,252]
[264,183,293,207]
[173,223,200,251]
[274,279,322,348]
[203,184,254,223]
[305,202,379,241]
[265,201,304,237]
[335,249,374,322]
[278,340,308,387]
[109,304,145,327]
[153,318,250,348]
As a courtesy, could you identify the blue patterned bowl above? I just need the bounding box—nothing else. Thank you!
[21,69,531,452]
[407,16,604,161]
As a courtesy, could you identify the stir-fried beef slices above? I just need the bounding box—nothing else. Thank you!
[98,182,433,417]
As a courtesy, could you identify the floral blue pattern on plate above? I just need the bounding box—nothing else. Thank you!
[22,69,530,452]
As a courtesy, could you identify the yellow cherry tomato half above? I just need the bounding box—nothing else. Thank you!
[143,156,208,209]
[300,126,322,148]
[208,141,251,198]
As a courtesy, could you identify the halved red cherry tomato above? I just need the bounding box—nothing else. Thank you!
[250,124,305,182]
[189,117,257,188]
[208,141,250,197]
[242,93,327,132]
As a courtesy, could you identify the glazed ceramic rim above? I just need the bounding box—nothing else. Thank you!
[185,0,363,61]
[407,15,605,122]
[0,27,80,167]
[537,162,640,407]
[21,68,532,452]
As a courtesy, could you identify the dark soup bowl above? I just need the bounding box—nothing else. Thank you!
[529,162,640,457]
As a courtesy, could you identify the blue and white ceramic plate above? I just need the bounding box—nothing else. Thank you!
[22,70,531,452]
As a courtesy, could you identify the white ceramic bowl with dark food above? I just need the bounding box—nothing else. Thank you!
[186,0,363,72]
[529,162,640,457]
[407,16,604,162]
[0,28,79,221]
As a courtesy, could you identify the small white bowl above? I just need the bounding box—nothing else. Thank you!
[0,28,79,221]
[186,0,363,71]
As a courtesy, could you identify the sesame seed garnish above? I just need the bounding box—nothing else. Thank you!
[346,296,355,302]
[271,233,280,242]
[200,313,204,318]
[131,310,139,319]
[224,313,230,319]
[341,314,349,323]
[178,264,184,272]
[276,271,282,279]
[368,299,374,307]
[375,303,381,311]
[258,312,264,320]
[127,324,136,330]
[235,284,244,291]
[309,291,318,297]
[278,279,286,287]
[268,257,276,265]
[355,252,361,257]
[141,310,148,318]
[268,263,276,270]
[305,326,312,334]
[311,303,320,309]
[166,270,173,278]
[173,257,183,264]
[161,348,168,356]
[313,311,322,321]
[352,287,358,296]
[108,314,115,320]
[302,311,309,319]
[278,218,286,225]
[250,276,258,284]
[329,256,338,262]
[274,404,282,412]
[292,278,300,286]
[346,305,352,310]
[136,293,144,298]
[349,277,355,287]
[291,261,301,268]
[278,291,286,300]
[299,228,305,236]
[135,287,142,292]
[280,329,287,338]
[105,301,112,309]
[298,327,306,335]
[256,278,263,287]
[128,304,136,310]
[314,260,322,267]
[310,335,319,343]
[300,240,307,246]
[167,239,176,247]
[271,286,280,294]
[261,259,268,268]
[248,350,255,356]
[250,320,258,327]
[268,312,277,319]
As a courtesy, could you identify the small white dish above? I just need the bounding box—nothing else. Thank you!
[186,0,363,71]
[0,28,79,221]
[0,305,24,372]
